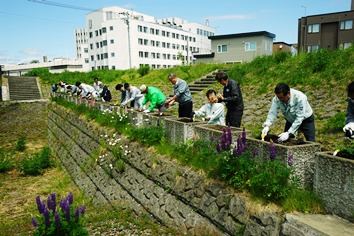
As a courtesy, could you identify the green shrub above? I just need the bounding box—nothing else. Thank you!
[15,136,26,152]
[273,51,292,64]
[0,148,15,173]
[137,65,150,77]
[128,126,163,146]
[18,147,52,176]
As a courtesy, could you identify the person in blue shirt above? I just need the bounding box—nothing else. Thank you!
[193,89,225,125]
[262,83,315,142]
[343,81,354,139]
[166,73,193,118]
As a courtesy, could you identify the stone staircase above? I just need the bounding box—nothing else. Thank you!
[7,76,41,100]
[188,69,229,95]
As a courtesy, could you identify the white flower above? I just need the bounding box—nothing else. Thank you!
[113,133,116,137]
[116,138,121,142]
[109,142,112,145]
[104,135,108,138]
[109,164,113,169]
[125,145,128,148]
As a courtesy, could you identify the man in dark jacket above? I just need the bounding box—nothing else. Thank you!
[99,83,112,102]
[215,72,244,127]
[343,81,354,139]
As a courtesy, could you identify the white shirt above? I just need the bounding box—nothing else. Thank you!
[194,102,225,125]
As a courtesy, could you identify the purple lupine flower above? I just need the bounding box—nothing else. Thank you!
[227,125,232,145]
[31,217,38,227]
[47,195,53,211]
[74,206,80,221]
[216,141,221,153]
[237,136,243,156]
[221,129,227,150]
[67,192,73,205]
[50,193,57,213]
[233,143,238,157]
[242,127,247,144]
[65,205,71,221]
[210,136,214,142]
[36,196,44,214]
[269,142,276,161]
[54,211,60,227]
[80,205,86,215]
[287,152,294,167]
[43,207,51,228]
[60,199,69,214]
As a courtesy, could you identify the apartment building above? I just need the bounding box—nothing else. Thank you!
[298,0,354,53]
[194,31,275,64]
[75,6,215,70]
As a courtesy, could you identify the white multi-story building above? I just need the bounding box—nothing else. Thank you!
[74,28,90,71]
[75,6,215,70]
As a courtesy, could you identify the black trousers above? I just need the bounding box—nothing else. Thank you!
[178,100,193,118]
[226,110,243,128]
[284,114,316,142]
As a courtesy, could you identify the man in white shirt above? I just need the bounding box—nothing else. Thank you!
[262,83,315,142]
[75,81,98,100]
[93,77,103,95]
[193,89,225,125]
[121,83,145,110]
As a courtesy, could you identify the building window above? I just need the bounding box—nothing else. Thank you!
[138,25,143,32]
[90,55,94,61]
[139,51,143,57]
[162,31,165,36]
[90,44,93,50]
[84,58,89,63]
[96,42,99,48]
[104,53,108,59]
[144,52,149,58]
[110,26,113,31]
[110,39,114,44]
[156,41,160,47]
[307,45,319,53]
[308,24,320,33]
[166,32,170,37]
[143,26,148,33]
[112,66,116,69]
[151,52,156,58]
[245,42,256,51]
[217,44,228,53]
[111,52,115,57]
[340,20,353,30]
[84,48,88,53]
[157,53,160,59]
[102,27,106,33]
[150,28,155,34]
[102,40,107,46]
[339,42,352,49]
[89,32,93,38]
[156,29,160,35]
[144,39,148,45]
[138,38,143,45]
[151,40,155,46]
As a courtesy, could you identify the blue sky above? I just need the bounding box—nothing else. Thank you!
[0,0,351,65]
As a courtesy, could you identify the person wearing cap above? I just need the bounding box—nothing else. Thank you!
[193,89,225,125]
[215,71,244,127]
[121,83,144,109]
[343,81,354,139]
[99,82,112,102]
[166,73,193,118]
[140,85,166,115]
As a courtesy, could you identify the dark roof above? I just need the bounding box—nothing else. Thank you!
[273,41,293,47]
[193,52,215,59]
[208,31,275,40]
[298,10,354,20]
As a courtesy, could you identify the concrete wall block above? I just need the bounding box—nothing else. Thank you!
[314,152,354,221]
[246,137,321,189]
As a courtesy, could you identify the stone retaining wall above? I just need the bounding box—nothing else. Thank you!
[314,151,354,221]
[48,103,288,235]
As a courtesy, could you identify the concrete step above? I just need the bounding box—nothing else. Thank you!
[282,213,354,236]
[189,84,210,88]
[7,76,41,101]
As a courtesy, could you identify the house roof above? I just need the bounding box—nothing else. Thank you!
[193,52,215,59]
[208,31,276,40]
[273,41,293,47]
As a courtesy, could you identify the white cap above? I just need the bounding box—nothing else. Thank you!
[139,84,147,92]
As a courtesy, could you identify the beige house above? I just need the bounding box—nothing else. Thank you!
[193,31,275,64]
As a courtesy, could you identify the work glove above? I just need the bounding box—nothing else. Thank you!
[278,132,290,142]
[343,122,354,132]
[143,109,150,113]
[261,126,269,136]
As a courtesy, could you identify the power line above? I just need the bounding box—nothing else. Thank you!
[28,0,98,12]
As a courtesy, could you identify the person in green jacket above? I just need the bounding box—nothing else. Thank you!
[140,85,167,115]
